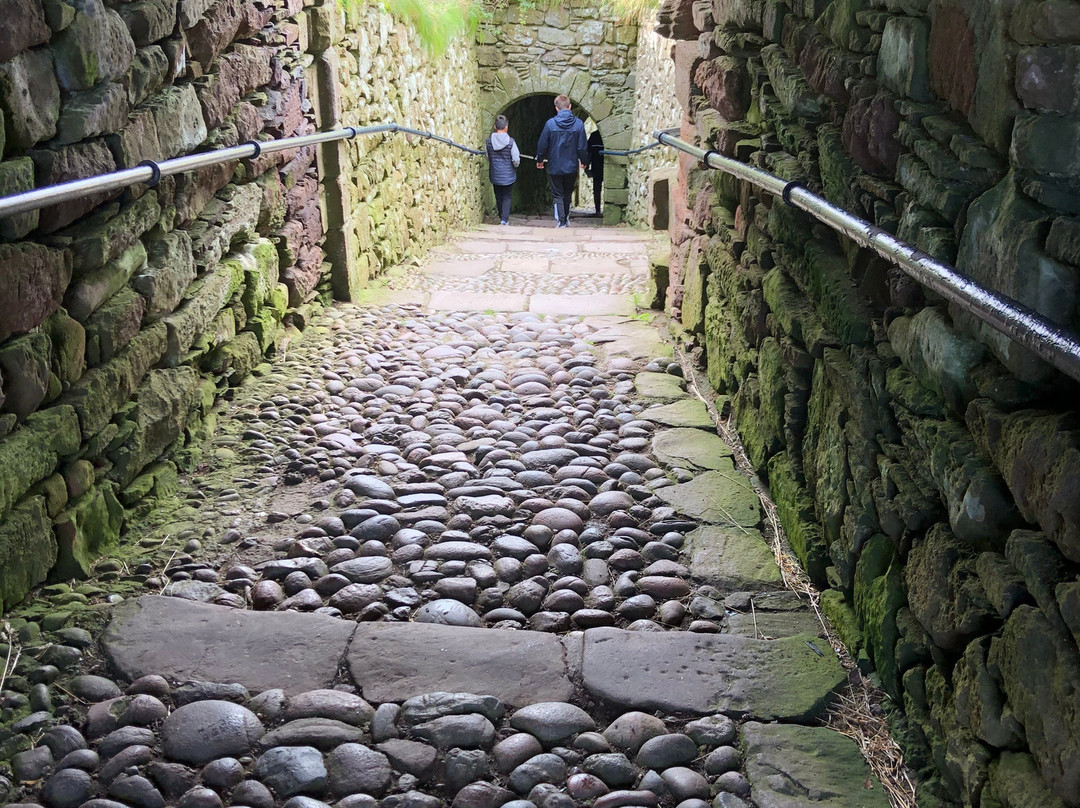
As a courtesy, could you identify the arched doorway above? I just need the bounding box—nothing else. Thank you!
[494,94,601,219]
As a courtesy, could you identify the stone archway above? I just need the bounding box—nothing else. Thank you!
[475,3,640,223]
[479,67,632,223]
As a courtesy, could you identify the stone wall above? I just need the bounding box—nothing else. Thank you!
[0,0,485,611]
[625,10,679,226]
[310,3,483,296]
[476,0,639,223]
[654,0,1080,805]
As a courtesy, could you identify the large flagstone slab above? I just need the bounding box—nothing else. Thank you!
[741,722,891,808]
[347,622,576,706]
[652,427,734,468]
[686,525,783,589]
[640,398,713,429]
[634,372,686,400]
[580,628,845,721]
[102,596,355,695]
[654,470,762,527]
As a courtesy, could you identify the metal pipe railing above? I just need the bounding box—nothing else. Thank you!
[654,130,1080,384]
[0,123,483,220]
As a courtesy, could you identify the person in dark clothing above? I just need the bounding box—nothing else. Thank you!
[585,129,604,217]
[535,94,589,228]
[486,114,520,225]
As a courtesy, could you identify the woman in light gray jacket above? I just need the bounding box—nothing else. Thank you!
[486,115,521,225]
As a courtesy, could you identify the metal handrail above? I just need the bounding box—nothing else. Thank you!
[654,130,1080,383]
[0,123,483,220]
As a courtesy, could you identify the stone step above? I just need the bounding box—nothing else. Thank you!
[104,595,846,722]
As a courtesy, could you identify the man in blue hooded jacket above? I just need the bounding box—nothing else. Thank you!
[535,95,589,228]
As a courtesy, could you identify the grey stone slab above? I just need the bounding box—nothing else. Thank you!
[654,470,762,527]
[102,596,355,695]
[634,372,686,400]
[652,427,734,468]
[581,627,845,721]
[346,622,575,707]
[741,722,890,808]
[639,398,713,429]
[529,294,636,316]
[725,611,825,640]
[428,292,528,312]
[686,526,783,589]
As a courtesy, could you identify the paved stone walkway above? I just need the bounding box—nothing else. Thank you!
[1,223,892,808]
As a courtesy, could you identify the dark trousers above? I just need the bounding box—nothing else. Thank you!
[592,171,604,214]
[493,183,513,222]
[549,172,577,225]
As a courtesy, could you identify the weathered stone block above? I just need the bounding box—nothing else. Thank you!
[695,56,748,121]
[53,480,123,578]
[128,45,169,107]
[1016,46,1080,114]
[47,310,86,388]
[986,752,1069,808]
[178,0,215,29]
[197,43,272,129]
[929,3,976,116]
[878,16,930,101]
[841,90,900,176]
[149,83,208,159]
[64,242,148,322]
[116,0,176,46]
[1010,0,1080,44]
[187,0,243,67]
[107,367,201,486]
[767,451,828,584]
[51,0,135,91]
[905,523,997,653]
[1012,112,1080,176]
[853,534,905,698]
[134,230,196,320]
[0,332,52,420]
[0,0,50,62]
[108,106,162,172]
[888,308,985,412]
[58,190,161,273]
[42,0,75,31]
[0,47,60,149]
[762,44,822,120]
[65,322,166,437]
[0,157,39,239]
[239,239,280,318]
[0,496,55,608]
[955,175,1077,382]
[989,605,1080,803]
[1046,216,1080,265]
[84,287,147,366]
[163,264,236,365]
[54,81,130,145]
[0,404,80,517]
[189,182,262,269]
[0,242,71,342]
[969,403,1080,562]
[30,138,119,232]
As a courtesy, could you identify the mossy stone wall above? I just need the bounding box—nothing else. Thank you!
[0,0,485,610]
[654,0,1080,805]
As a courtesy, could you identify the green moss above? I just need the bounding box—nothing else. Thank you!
[819,589,863,653]
[853,534,906,699]
[767,451,828,585]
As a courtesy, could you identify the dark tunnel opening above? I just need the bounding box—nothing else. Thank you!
[498,94,599,219]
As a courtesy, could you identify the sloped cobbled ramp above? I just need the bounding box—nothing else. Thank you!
[2,224,891,808]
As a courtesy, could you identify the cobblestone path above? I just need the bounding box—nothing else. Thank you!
[1,223,891,808]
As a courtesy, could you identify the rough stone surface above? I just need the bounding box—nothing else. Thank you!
[581,627,845,719]
[740,722,890,808]
[102,596,355,695]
